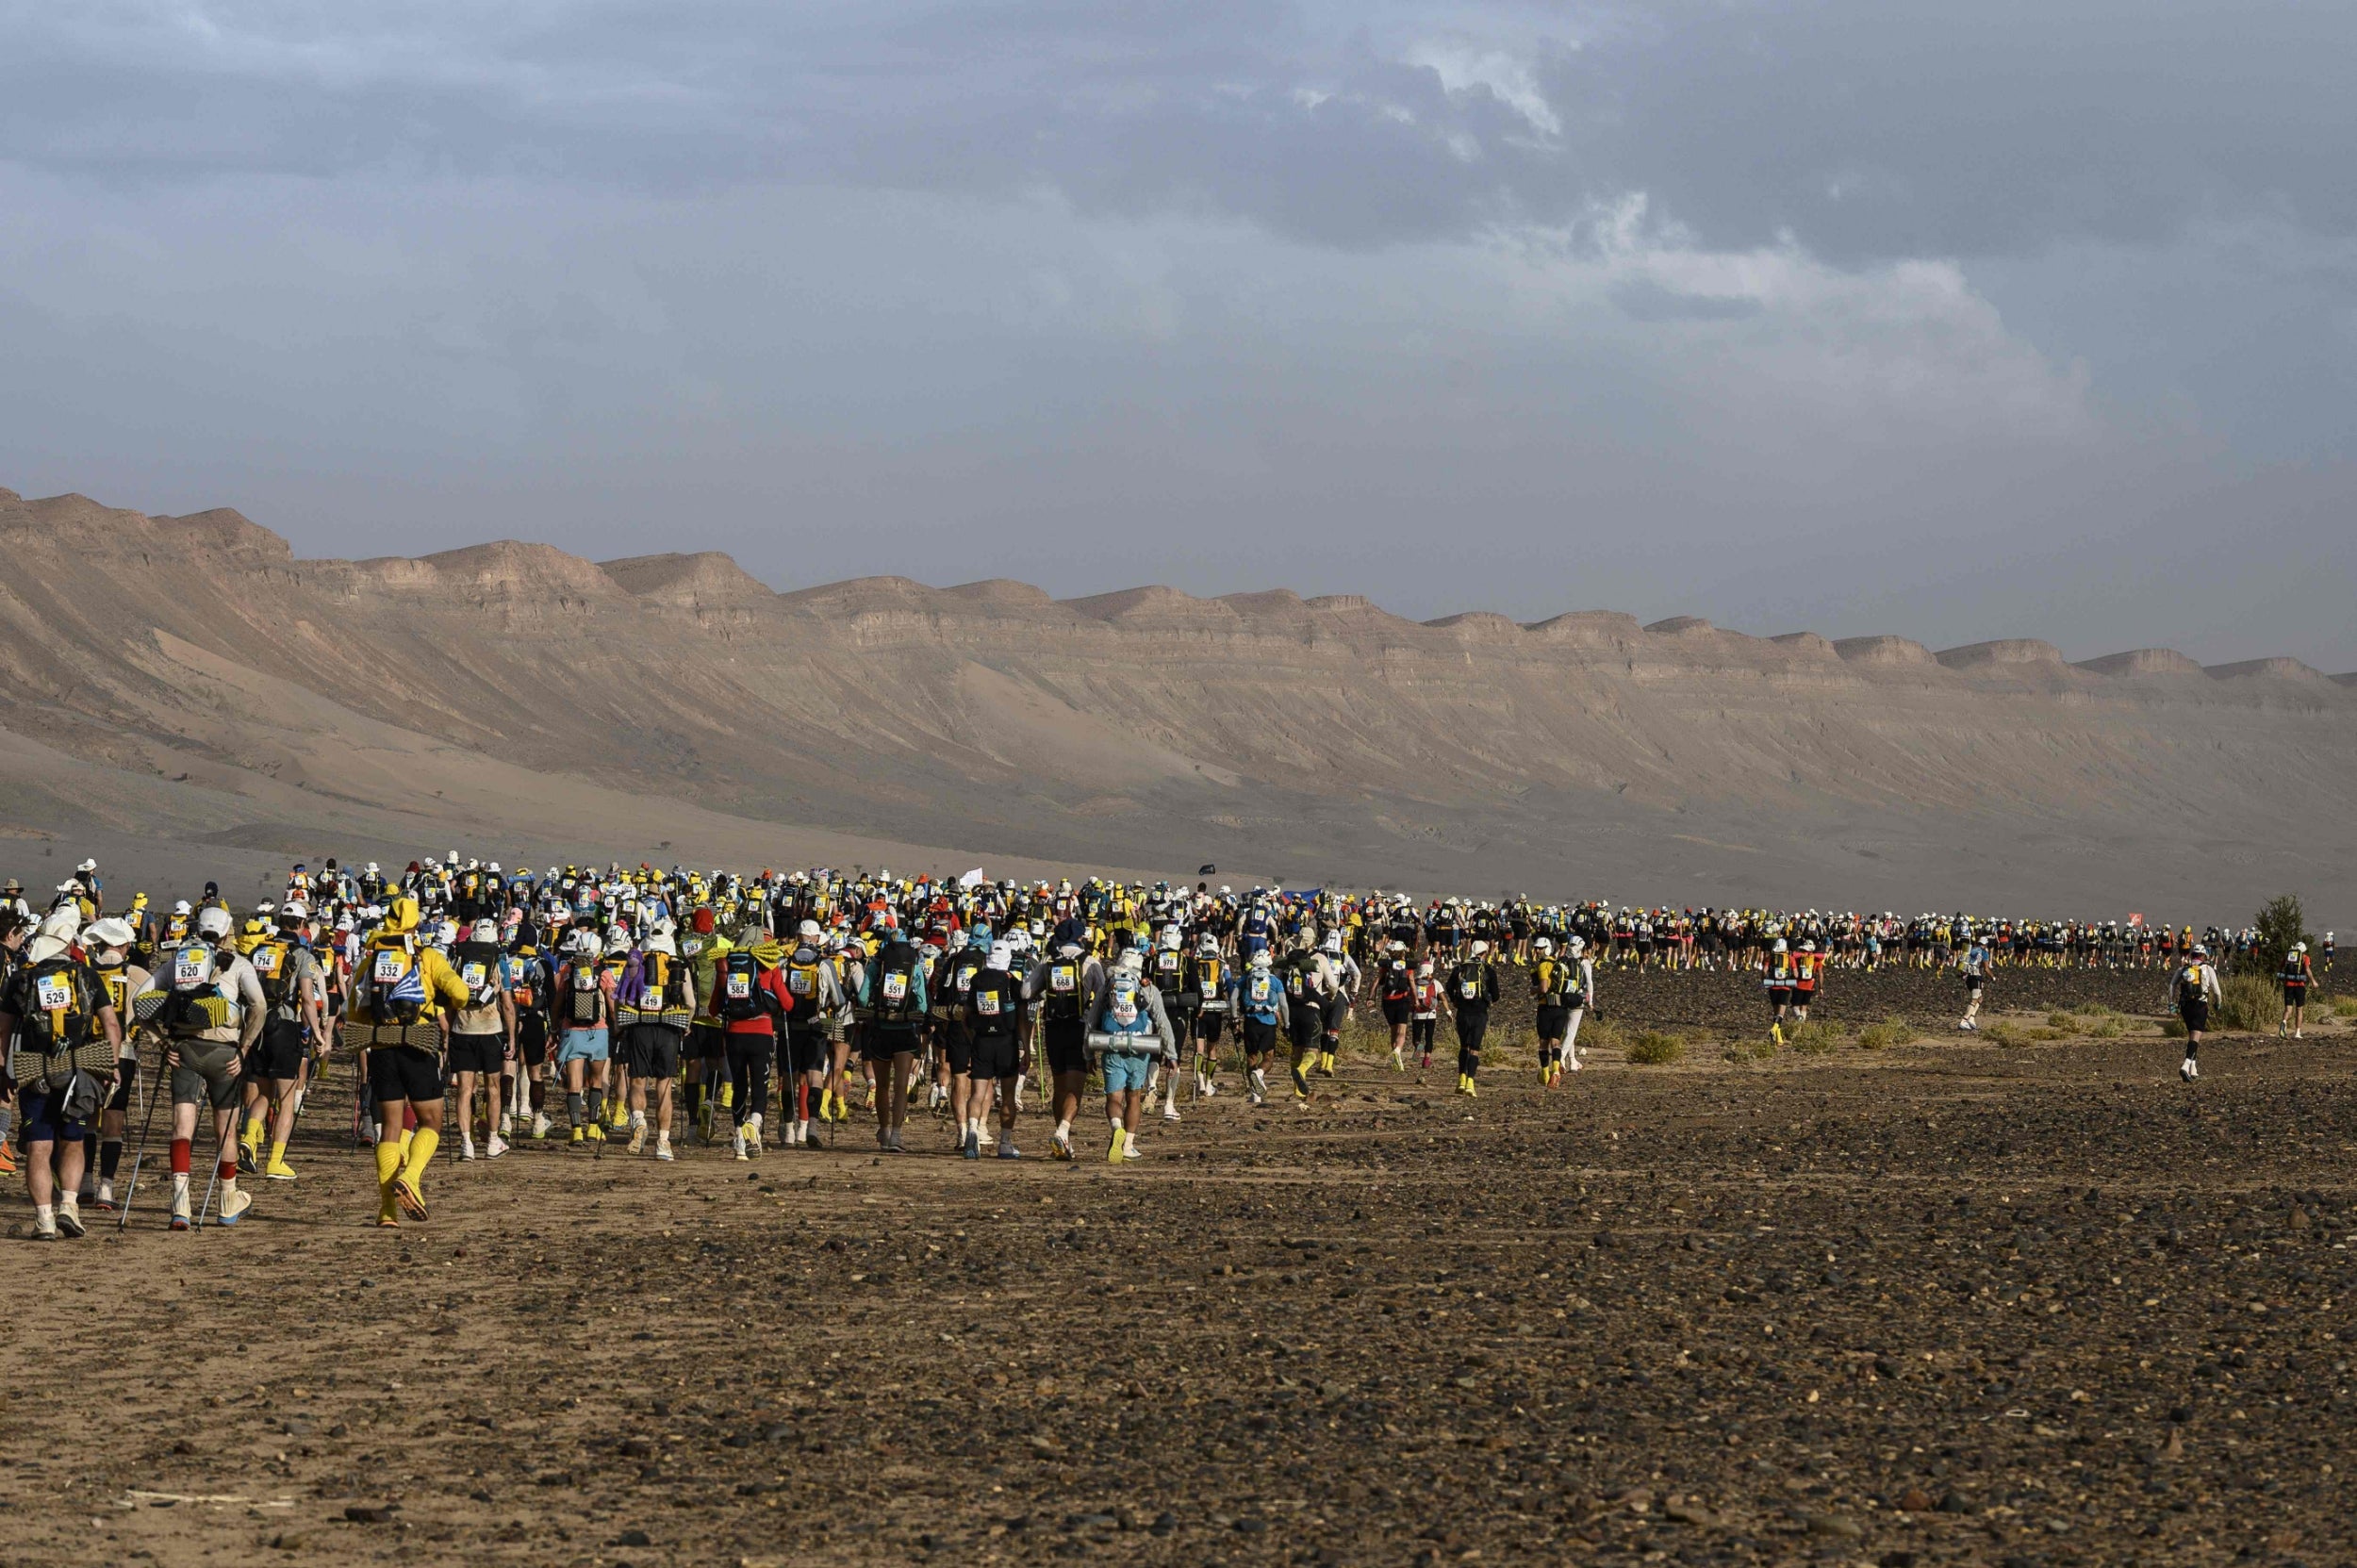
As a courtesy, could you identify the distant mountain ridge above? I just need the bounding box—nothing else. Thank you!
[1,485,2350,915]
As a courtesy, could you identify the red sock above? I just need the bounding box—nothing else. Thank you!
[218,1160,239,1183]
[797,1082,809,1118]
[171,1138,192,1175]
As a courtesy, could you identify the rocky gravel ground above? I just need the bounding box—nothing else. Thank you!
[3,969,2351,1567]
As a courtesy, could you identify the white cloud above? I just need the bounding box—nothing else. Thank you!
[1400,41,1560,138]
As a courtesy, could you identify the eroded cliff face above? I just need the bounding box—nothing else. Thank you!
[3,485,2351,911]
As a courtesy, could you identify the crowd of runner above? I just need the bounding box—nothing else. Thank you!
[0,856,2332,1239]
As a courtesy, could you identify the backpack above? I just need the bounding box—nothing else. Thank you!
[360,939,428,1027]
[870,942,920,1021]
[8,958,106,1090]
[564,961,605,1026]
[1382,961,1412,1003]
[1455,961,1486,1003]
[249,936,295,1009]
[141,939,236,1033]
[785,949,823,1004]
[1042,957,1084,1021]
[1152,949,1183,988]
[453,940,503,1010]
[717,950,768,1023]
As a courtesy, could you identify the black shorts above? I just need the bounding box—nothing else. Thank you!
[1535,1005,1571,1040]
[1381,998,1411,1026]
[249,1016,306,1082]
[1767,986,1792,1010]
[448,1032,505,1076]
[516,1011,550,1068]
[1241,1017,1277,1057]
[623,1024,684,1081]
[862,1025,918,1064]
[1964,975,1985,994]
[1287,1002,1323,1049]
[2181,999,2210,1032]
[1321,997,1348,1039]
[2284,985,2308,1007]
[1041,1015,1089,1076]
[969,1032,1022,1081]
[937,1022,973,1076]
[108,1060,140,1112]
[690,1022,729,1063]
[1195,1009,1228,1044]
[785,1027,830,1076]
[367,1044,444,1106]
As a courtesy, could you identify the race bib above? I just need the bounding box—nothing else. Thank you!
[977,990,1002,1016]
[1459,978,1479,999]
[882,971,908,1003]
[34,973,73,1013]
[1157,953,1179,976]
[1249,974,1274,1003]
[788,967,814,996]
[372,950,407,987]
[462,962,488,993]
[726,970,752,1000]
[176,948,214,987]
[1050,966,1077,993]
[254,947,283,980]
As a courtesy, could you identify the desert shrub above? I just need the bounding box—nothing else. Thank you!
[2047,1012,2077,1031]
[2085,1018,2124,1039]
[1580,1016,1628,1053]
[1626,1031,1686,1065]
[2248,893,2315,980]
[2075,1000,2118,1016]
[2217,971,2278,1033]
[1983,1022,2026,1047]
[2159,1018,2187,1038]
[1855,1017,1915,1050]
[2028,1027,2067,1042]
[1786,1021,1840,1054]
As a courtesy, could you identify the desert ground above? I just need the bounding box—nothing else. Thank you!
[6,967,2353,1567]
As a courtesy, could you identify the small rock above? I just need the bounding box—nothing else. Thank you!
[1797,1511,1862,1540]
[612,1530,652,1547]
[343,1505,396,1525]
[1897,1488,1934,1511]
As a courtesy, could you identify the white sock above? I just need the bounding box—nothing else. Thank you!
[34,1202,52,1227]
[1055,1119,1071,1143]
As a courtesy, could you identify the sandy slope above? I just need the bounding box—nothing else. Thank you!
[2,485,2350,913]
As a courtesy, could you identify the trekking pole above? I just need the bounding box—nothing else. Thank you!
[116,1045,168,1232]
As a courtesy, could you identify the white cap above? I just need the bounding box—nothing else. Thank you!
[646,932,677,956]
[987,941,1014,967]
[195,906,234,940]
[470,918,500,943]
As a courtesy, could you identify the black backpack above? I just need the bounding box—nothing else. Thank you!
[717,950,769,1023]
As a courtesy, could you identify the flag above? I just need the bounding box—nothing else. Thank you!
[959,868,986,888]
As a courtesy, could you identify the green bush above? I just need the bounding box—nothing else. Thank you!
[2046,1012,2077,1031]
[2159,1018,2187,1039]
[1786,1021,1840,1054]
[1984,1022,2026,1047]
[2249,894,2315,981]
[2075,1000,2118,1017]
[1626,1031,1686,1065]
[1580,1016,1628,1053]
[2085,1018,2123,1039]
[1855,1017,1915,1049]
[2217,971,2279,1032]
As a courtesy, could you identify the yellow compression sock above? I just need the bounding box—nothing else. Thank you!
[402,1127,440,1189]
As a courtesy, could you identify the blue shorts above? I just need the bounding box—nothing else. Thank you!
[17,1085,88,1146]
[1099,1049,1157,1094]
[557,1028,610,1065]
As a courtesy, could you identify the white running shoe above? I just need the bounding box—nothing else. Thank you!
[459,1136,477,1162]
[2181,1057,2199,1081]
[532,1112,552,1139]
[655,1133,674,1162]
[733,1130,748,1161]
[1162,1102,1181,1123]
[56,1197,85,1238]
[1124,1132,1146,1159]
[997,1141,1021,1160]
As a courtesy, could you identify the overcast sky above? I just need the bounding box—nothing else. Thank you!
[4,1,2353,668]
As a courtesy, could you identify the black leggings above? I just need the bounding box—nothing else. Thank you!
[727,1037,773,1124]
[1410,1017,1438,1054]
[1455,1009,1489,1077]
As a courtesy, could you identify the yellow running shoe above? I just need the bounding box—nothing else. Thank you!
[1107,1126,1126,1164]
[264,1155,298,1181]
[570,1126,586,1146]
[719,1081,735,1111]
[585,1123,606,1144]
